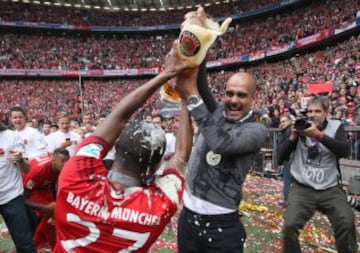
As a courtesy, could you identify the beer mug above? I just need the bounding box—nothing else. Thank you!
[159,78,181,104]
[177,9,232,66]
[160,7,232,103]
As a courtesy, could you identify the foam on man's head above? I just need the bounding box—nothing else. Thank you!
[115,121,166,173]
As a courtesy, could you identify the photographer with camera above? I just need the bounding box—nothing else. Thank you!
[277,96,357,253]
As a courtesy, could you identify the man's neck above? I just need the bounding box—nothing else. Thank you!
[107,170,141,188]
[16,126,26,132]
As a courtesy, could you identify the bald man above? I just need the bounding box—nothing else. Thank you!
[176,68,268,253]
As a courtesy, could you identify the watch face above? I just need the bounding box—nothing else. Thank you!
[188,96,200,105]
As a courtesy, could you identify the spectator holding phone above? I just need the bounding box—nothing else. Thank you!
[46,111,82,156]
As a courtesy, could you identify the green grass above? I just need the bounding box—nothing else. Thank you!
[1,174,359,253]
[0,219,15,253]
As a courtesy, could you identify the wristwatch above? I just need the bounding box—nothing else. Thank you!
[186,95,203,110]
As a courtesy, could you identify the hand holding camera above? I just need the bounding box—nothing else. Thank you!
[294,118,311,132]
[294,118,324,140]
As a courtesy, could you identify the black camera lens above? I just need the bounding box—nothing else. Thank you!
[295,118,311,132]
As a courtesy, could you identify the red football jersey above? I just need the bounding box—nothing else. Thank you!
[54,136,184,253]
[23,156,58,207]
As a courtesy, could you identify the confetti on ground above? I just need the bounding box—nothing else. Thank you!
[1,173,359,253]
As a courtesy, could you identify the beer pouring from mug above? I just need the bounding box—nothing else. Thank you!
[160,7,232,104]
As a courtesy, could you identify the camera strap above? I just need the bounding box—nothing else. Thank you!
[300,136,318,148]
[310,137,319,147]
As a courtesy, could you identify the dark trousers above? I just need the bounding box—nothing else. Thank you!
[0,195,36,253]
[282,165,291,203]
[178,207,246,253]
[282,182,358,253]
[25,206,39,234]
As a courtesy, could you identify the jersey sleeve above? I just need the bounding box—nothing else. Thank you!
[23,157,54,191]
[23,160,44,191]
[74,136,110,159]
[58,136,110,190]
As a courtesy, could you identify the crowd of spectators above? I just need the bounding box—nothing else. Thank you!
[0,0,359,132]
[213,0,359,59]
[0,79,79,122]
[209,34,360,127]
[0,0,277,26]
[0,0,358,70]
[0,32,174,69]
[1,34,359,128]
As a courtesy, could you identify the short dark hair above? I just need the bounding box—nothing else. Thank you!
[280,115,292,121]
[42,120,52,126]
[53,147,70,157]
[9,106,27,118]
[84,111,94,117]
[307,96,329,112]
[115,121,166,175]
[152,114,164,122]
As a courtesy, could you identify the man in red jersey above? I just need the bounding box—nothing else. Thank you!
[53,41,195,253]
[23,148,70,250]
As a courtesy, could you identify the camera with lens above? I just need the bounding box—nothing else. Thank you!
[294,117,311,132]
[347,195,360,212]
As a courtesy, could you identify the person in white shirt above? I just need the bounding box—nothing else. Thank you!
[0,122,36,252]
[46,111,82,156]
[42,121,52,137]
[81,111,96,136]
[9,107,48,160]
[152,114,176,157]
[152,114,176,174]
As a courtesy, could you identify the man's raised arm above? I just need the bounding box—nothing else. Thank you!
[93,41,196,147]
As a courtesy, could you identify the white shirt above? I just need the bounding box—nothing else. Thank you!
[0,130,25,204]
[16,126,48,160]
[156,132,176,175]
[183,190,235,215]
[164,132,176,157]
[46,130,82,156]
[104,146,115,160]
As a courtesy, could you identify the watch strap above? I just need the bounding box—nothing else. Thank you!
[186,95,204,111]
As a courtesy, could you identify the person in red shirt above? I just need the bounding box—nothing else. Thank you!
[23,148,70,250]
[53,41,196,253]
[345,101,357,126]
